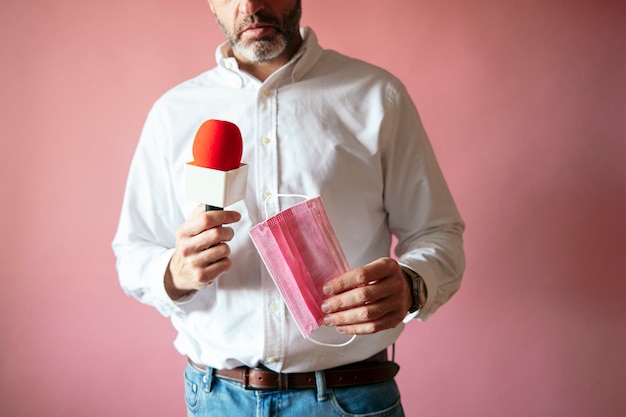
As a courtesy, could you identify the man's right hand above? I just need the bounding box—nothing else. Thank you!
[165,204,241,300]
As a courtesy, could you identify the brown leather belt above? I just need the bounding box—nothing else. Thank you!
[188,352,399,391]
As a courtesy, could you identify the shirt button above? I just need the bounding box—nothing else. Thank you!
[262,191,272,200]
[265,357,278,364]
[263,89,271,97]
[269,302,279,312]
[261,137,271,145]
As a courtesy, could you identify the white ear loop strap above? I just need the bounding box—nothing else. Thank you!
[263,193,309,219]
[307,333,357,347]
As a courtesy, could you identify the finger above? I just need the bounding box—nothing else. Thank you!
[322,267,405,314]
[334,316,400,335]
[327,296,391,323]
[193,225,236,251]
[180,242,233,286]
[193,242,232,268]
[179,208,242,238]
[324,298,406,335]
[322,281,385,313]
[323,257,397,296]
[197,250,233,285]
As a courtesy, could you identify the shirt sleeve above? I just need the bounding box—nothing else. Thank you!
[381,79,466,322]
[111,105,189,317]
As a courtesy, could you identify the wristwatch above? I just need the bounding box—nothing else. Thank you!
[401,266,427,313]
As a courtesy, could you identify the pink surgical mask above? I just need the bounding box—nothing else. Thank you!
[249,195,356,347]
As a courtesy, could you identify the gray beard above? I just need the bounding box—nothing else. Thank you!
[232,36,288,63]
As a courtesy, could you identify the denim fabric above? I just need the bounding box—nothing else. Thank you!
[184,363,405,417]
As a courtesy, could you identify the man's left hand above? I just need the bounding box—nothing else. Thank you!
[321,257,412,335]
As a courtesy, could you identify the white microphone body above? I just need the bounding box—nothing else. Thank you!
[185,162,248,210]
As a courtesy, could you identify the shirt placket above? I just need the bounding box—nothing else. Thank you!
[255,82,287,369]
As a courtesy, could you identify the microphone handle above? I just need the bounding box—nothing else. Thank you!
[206,205,223,211]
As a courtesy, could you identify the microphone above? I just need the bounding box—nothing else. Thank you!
[185,119,248,211]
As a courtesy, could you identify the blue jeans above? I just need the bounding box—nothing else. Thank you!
[184,363,405,417]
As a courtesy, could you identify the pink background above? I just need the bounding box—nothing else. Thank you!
[1,1,624,416]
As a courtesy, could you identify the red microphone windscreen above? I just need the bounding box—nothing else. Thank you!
[192,119,243,171]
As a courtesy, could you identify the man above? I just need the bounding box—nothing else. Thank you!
[112,0,465,415]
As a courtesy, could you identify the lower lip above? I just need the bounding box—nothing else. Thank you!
[243,26,276,37]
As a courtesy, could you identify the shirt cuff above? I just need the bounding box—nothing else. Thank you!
[147,248,194,316]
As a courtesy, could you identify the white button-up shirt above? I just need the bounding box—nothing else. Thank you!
[112,28,465,373]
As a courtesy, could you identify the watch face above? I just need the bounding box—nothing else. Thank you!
[417,277,427,308]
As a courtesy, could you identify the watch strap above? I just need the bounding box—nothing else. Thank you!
[400,265,425,313]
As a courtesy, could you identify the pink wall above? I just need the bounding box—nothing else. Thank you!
[1,1,624,416]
